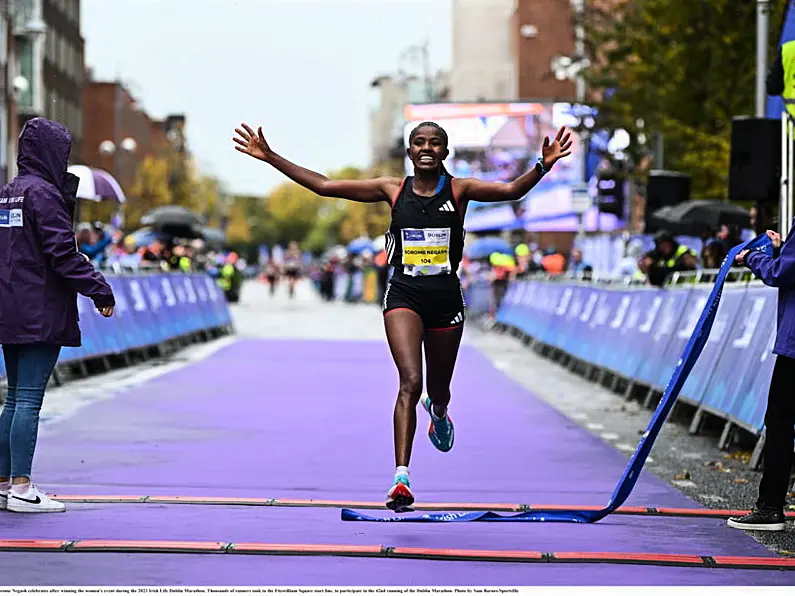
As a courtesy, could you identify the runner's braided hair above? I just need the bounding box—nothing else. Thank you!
[409,121,451,177]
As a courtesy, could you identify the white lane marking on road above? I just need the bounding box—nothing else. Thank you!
[600,432,620,441]
[672,480,698,488]
[586,423,605,430]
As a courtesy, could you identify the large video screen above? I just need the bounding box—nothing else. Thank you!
[402,102,624,233]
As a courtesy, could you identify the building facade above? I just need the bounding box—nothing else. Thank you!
[82,80,154,192]
[40,0,84,156]
[449,0,517,102]
[511,0,577,101]
[369,74,449,165]
[7,0,84,164]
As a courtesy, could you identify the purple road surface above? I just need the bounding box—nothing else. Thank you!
[1,339,792,586]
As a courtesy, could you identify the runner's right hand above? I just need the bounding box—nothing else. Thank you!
[233,123,271,161]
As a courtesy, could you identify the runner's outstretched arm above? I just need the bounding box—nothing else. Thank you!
[455,126,573,204]
[233,123,400,203]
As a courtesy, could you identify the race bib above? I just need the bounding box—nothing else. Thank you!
[401,228,451,276]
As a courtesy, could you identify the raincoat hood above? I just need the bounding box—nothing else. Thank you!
[0,117,114,348]
[17,117,72,189]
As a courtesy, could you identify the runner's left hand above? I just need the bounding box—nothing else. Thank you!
[542,127,573,170]
[735,250,749,265]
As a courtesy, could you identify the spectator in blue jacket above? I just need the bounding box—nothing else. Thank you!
[0,118,115,514]
[728,229,791,531]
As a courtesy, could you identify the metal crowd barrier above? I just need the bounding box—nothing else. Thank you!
[466,277,778,469]
[0,272,234,385]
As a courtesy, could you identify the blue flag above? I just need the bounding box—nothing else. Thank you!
[342,234,773,524]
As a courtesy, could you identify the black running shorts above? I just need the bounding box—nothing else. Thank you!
[383,272,466,330]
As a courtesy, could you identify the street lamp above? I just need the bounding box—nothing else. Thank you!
[98,137,137,158]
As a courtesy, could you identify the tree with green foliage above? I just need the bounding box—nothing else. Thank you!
[581,0,787,199]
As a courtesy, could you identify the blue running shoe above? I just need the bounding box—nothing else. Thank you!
[386,474,415,513]
[421,396,455,452]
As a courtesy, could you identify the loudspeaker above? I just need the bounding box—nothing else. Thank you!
[729,116,781,203]
[646,170,691,211]
[644,170,690,233]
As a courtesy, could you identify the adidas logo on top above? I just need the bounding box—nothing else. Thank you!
[438,201,455,212]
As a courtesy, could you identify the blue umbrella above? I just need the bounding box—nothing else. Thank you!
[126,227,166,247]
[347,237,373,255]
[465,237,513,260]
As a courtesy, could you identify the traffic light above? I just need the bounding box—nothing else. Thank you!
[596,171,625,216]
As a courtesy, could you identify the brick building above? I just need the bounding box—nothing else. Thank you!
[81,78,187,195]
[511,0,577,100]
[82,81,152,192]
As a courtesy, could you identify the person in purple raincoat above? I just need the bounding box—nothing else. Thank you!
[728,229,792,531]
[0,118,115,514]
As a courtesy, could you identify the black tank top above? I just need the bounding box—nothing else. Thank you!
[386,175,465,278]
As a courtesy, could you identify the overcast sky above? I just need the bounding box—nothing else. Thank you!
[81,0,452,196]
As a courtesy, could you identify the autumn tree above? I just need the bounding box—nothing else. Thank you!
[223,158,404,254]
[124,155,174,229]
[580,0,788,198]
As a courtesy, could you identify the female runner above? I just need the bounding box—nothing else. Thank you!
[233,121,572,511]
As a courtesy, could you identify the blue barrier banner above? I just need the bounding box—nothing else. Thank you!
[127,277,160,347]
[610,290,661,379]
[722,288,779,431]
[653,288,710,391]
[680,287,748,405]
[594,290,633,372]
[342,234,773,523]
[698,287,776,431]
[730,328,777,431]
[0,273,231,380]
[105,277,145,351]
[543,284,579,352]
[579,289,617,365]
[534,284,569,346]
[497,281,531,334]
[508,281,537,332]
[633,289,692,388]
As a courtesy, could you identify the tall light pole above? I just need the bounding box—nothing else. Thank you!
[757,0,771,117]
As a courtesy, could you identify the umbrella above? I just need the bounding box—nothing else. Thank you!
[140,206,205,239]
[141,205,204,228]
[124,227,166,248]
[465,236,513,260]
[650,200,750,235]
[200,226,226,247]
[67,165,127,203]
[347,237,373,255]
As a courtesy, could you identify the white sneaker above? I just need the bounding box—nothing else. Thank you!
[7,483,66,513]
[0,486,7,511]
